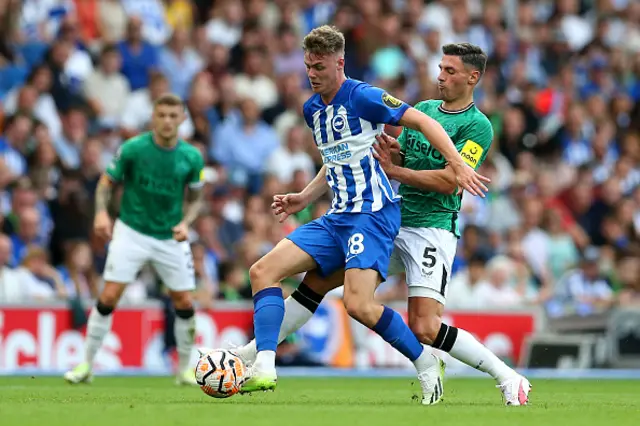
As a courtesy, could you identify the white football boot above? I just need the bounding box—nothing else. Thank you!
[64,362,93,384]
[417,355,446,406]
[497,375,531,406]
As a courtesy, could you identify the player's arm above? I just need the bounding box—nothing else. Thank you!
[272,165,329,222]
[95,145,128,240]
[300,165,330,203]
[354,86,489,196]
[374,134,456,194]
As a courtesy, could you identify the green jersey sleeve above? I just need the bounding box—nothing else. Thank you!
[106,143,132,182]
[187,150,205,188]
[457,117,494,170]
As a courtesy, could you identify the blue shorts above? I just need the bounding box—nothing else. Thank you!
[287,203,400,280]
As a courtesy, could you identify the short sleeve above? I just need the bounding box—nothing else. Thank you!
[187,150,205,188]
[457,118,494,170]
[352,84,409,126]
[105,143,131,182]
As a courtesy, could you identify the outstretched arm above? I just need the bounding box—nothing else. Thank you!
[398,108,490,197]
[374,135,456,194]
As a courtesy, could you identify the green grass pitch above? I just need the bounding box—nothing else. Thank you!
[0,377,638,426]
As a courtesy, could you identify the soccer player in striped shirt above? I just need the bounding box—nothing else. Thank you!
[239,25,489,393]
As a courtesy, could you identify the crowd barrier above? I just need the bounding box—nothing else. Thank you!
[0,301,541,373]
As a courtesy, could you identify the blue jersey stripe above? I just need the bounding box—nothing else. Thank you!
[341,164,358,213]
[318,109,328,144]
[360,156,373,212]
[328,166,342,209]
[375,160,396,201]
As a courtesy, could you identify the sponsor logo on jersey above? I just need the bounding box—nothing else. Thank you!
[331,113,347,132]
[460,140,483,168]
[321,142,352,163]
[405,135,443,161]
[382,92,403,109]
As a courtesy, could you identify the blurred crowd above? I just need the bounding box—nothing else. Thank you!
[0,0,639,319]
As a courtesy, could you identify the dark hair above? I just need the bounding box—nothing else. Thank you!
[101,44,119,57]
[302,25,345,56]
[442,43,488,77]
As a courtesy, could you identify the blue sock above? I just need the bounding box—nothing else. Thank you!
[373,306,424,361]
[253,287,285,352]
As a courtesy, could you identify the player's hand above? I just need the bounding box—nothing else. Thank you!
[373,134,398,175]
[172,221,189,242]
[450,161,491,197]
[94,211,113,241]
[271,193,309,223]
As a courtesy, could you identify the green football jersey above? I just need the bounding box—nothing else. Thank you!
[106,132,204,240]
[397,100,493,237]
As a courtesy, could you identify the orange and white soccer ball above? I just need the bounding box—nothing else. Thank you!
[195,349,248,398]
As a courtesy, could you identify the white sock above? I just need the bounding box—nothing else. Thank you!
[175,315,196,373]
[412,345,438,373]
[237,296,314,362]
[254,350,276,373]
[448,328,516,383]
[84,306,113,366]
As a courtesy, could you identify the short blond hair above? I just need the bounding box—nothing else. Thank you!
[302,25,345,56]
[153,93,184,109]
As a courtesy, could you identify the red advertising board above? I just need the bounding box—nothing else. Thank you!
[0,305,536,372]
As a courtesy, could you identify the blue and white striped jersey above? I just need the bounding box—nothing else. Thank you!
[303,79,409,214]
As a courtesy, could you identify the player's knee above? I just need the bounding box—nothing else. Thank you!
[171,292,193,311]
[98,292,120,309]
[249,259,272,290]
[343,296,377,325]
[409,314,441,346]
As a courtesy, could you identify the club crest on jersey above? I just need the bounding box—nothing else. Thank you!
[382,92,403,109]
[331,113,347,132]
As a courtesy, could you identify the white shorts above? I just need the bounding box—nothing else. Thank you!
[103,219,195,292]
[388,227,457,305]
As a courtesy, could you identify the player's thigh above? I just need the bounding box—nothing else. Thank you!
[103,220,152,286]
[283,217,344,279]
[395,227,458,306]
[338,202,401,282]
[150,239,196,294]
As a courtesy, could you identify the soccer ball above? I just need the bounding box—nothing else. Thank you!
[195,349,248,398]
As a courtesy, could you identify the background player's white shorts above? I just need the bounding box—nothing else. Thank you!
[103,219,195,292]
[388,227,457,305]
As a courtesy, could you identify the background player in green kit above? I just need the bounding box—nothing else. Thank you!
[64,94,204,386]
[227,43,531,407]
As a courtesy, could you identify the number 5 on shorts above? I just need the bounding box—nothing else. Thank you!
[422,247,436,269]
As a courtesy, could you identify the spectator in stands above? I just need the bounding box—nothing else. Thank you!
[211,97,279,194]
[473,255,528,309]
[217,260,251,301]
[265,125,315,186]
[14,245,67,301]
[10,207,45,266]
[158,27,204,99]
[57,240,97,299]
[552,246,614,316]
[617,255,640,307]
[97,0,127,44]
[120,71,194,139]
[0,233,22,302]
[3,64,62,139]
[54,106,88,170]
[28,124,60,197]
[83,44,131,122]
[233,47,278,110]
[447,252,490,310]
[117,16,159,91]
[191,240,215,309]
[0,113,31,178]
